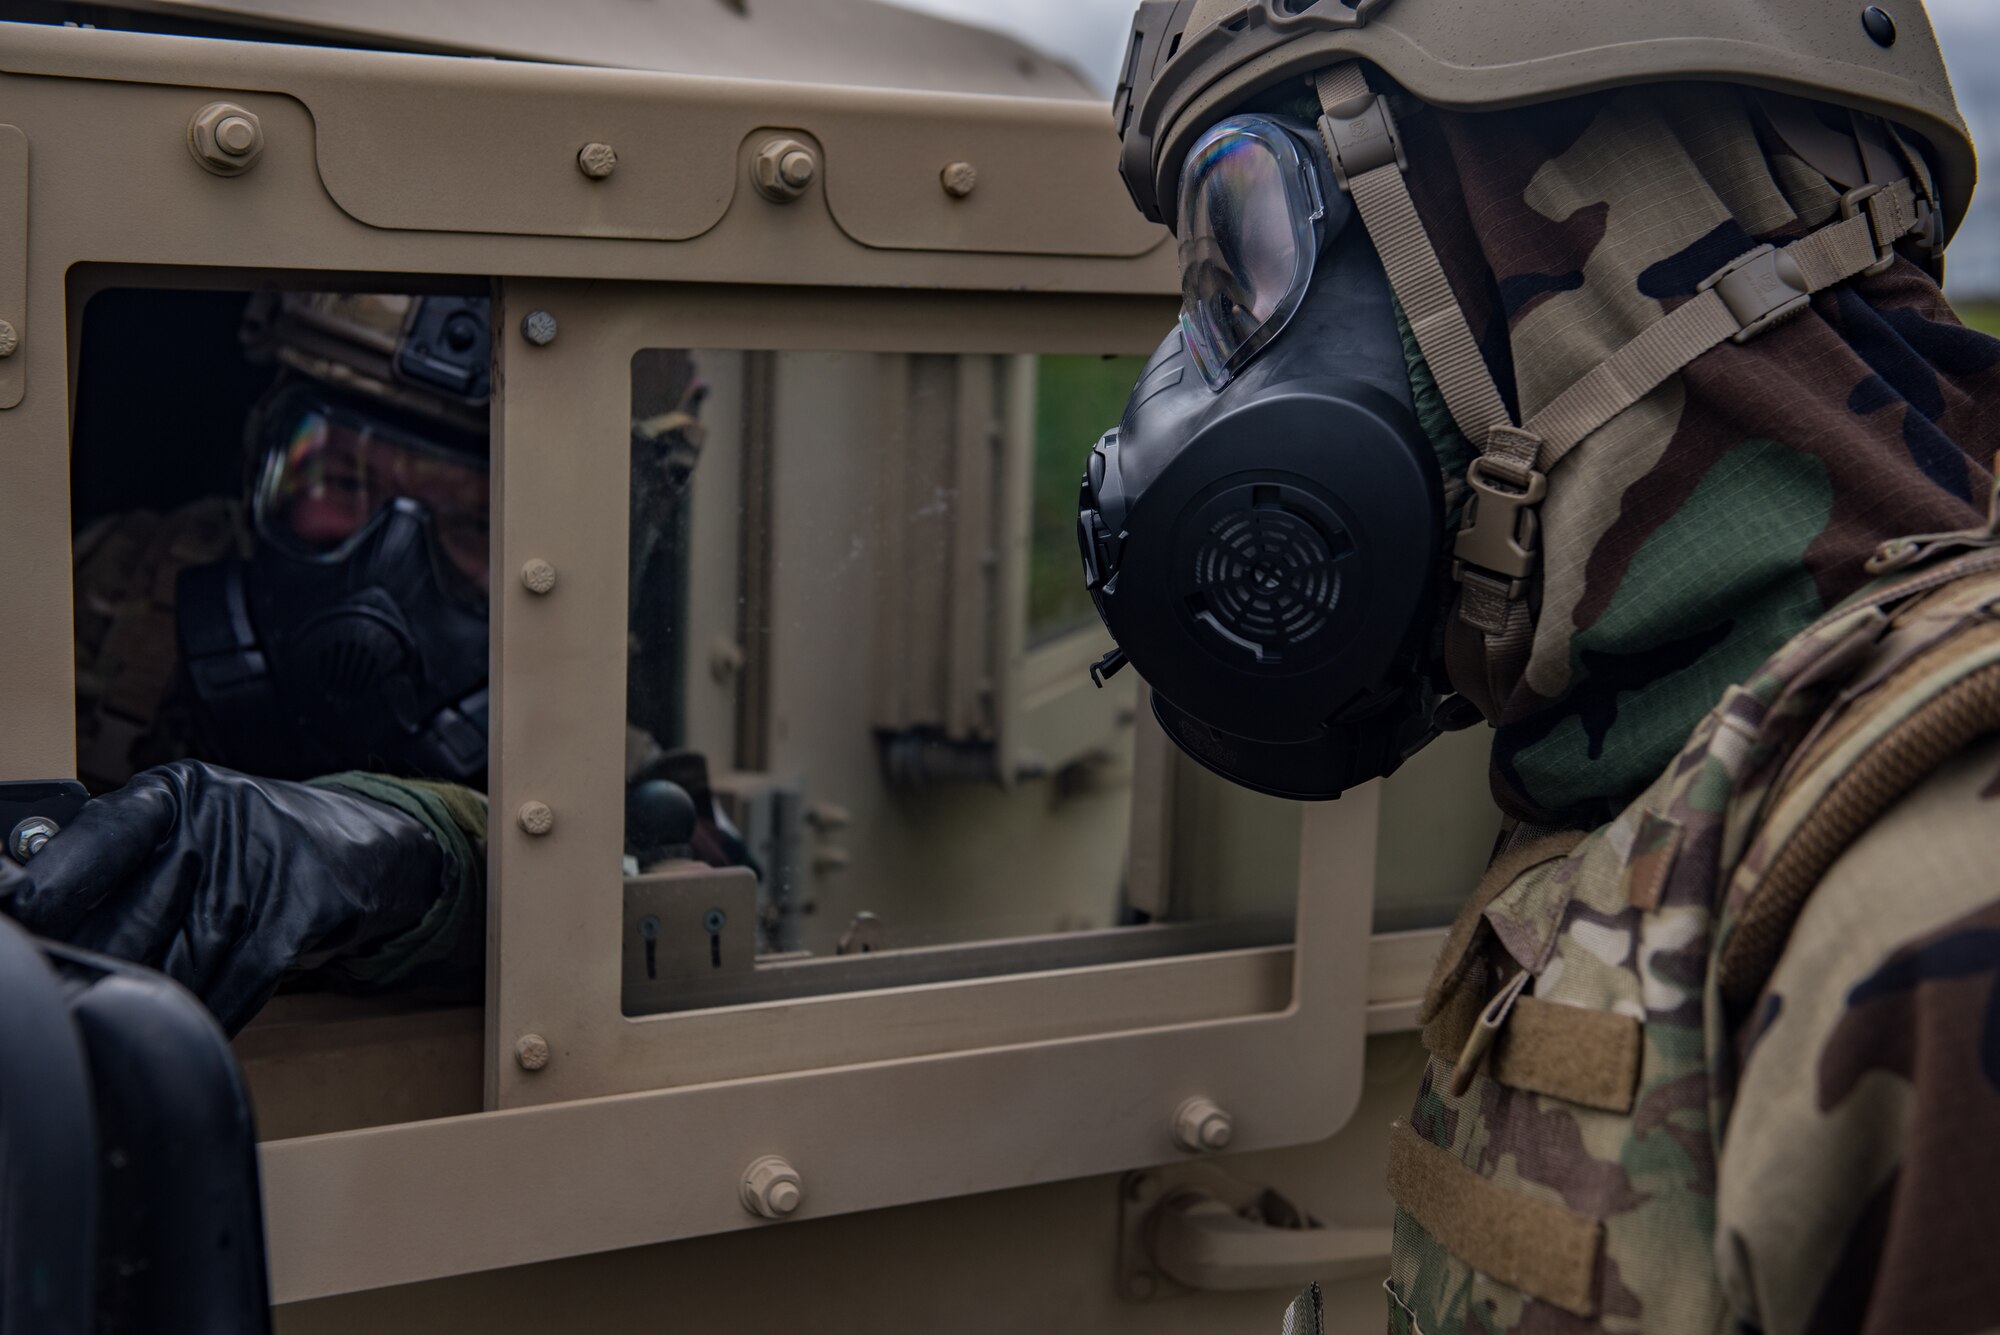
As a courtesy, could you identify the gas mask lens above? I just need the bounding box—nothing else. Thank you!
[252,386,491,595]
[1176,116,1329,391]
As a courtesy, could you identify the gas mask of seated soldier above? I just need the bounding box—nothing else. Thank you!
[179,294,494,788]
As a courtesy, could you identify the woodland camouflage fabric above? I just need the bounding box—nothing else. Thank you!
[1391,83,2000,826]
[1389,550,2000,1334]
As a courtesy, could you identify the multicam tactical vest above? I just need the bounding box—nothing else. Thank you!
[1384,533,2000,1333]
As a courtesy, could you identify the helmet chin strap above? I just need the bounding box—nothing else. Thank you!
[1311,61,1934,723]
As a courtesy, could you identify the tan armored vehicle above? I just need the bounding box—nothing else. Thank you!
[0,1,1499,1327]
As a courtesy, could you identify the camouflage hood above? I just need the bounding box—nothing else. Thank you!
[1389,83,2000,825]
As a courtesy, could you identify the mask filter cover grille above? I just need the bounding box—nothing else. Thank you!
[285,606,421,733]
[1184,482,1350,668]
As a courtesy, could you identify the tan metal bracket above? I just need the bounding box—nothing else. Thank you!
[0,126,25,410]
[1267,0,1398,33]
[1117,1164,1392,1299]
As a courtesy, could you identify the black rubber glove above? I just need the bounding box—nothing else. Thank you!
[9,761,449,1035]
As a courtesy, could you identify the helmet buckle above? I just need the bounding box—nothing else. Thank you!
[1839,183,1910,276]
[1317,94,1407,191]
[1452,454,1547,594]
[1908,197,1945,264]
[1697,244,1812,344]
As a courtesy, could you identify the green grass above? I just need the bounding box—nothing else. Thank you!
[1027,354,1149,645]
[1959,304,2000,339]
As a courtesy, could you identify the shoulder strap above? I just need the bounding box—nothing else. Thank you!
[1313,63,1936,720]
[1715,560,2000,1011]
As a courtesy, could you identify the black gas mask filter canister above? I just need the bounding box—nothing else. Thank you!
[1078,116,1453,800]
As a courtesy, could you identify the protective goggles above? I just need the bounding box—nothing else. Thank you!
[1176,114,1343,391]
[250,384,491,593]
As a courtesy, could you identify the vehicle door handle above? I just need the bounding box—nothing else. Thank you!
[1147,1190,1392,1292]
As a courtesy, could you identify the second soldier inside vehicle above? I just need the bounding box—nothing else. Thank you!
[19,292,729,1033]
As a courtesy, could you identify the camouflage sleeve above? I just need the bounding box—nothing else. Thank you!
[1715,733,2000,1335]
[303,772,487,991]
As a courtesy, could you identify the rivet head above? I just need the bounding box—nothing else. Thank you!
[1172,1097,1234,1153]
[752,137,817,203]
[940,161,978,199]
[188,101,265,176]
[1862,5,1897,46]
[520,558,557,594]
[741,1155,804,1219]
[0,319,17,359]
[515,1033,551,1071]
[518,801,555,836]
[577,142,618,179]
[520,310,559,347]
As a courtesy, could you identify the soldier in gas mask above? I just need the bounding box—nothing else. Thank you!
[1093,0,2000,1329]
[13,294,719,1035]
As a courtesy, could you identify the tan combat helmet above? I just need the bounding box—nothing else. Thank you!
[1115,0,1978,245]
[240,292,491,438]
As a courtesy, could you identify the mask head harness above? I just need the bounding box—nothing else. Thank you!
[1084,58,1942,799]
[178,294,493,786]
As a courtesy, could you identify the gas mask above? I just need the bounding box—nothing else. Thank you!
[177,382,491,786]
[1079,114,1453,800]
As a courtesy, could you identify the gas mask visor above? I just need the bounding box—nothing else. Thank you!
[1078,117,1453,802]
[250,383,490,604]
[1176,115,1333,391]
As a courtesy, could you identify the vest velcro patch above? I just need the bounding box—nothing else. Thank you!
[1425,986,1642,1114]
[1386,1121,1602,1318]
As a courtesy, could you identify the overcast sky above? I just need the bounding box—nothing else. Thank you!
[884,0,2000,296]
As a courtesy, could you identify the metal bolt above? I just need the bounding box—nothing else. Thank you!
[518,801,555,836]
[0,319,16,359]
[940,161,978,199]
[515,1033,551,1071]
[703,907,727,934]
[741,1155,804,1218]
[187,101,265,176]
[520,558,557,595]
[520,310,558,346]
[1172,1097,1234,1153]
[577,141,618,180]
[751,137,818,203]
[215,116,258,155]
[8,816,58,862]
